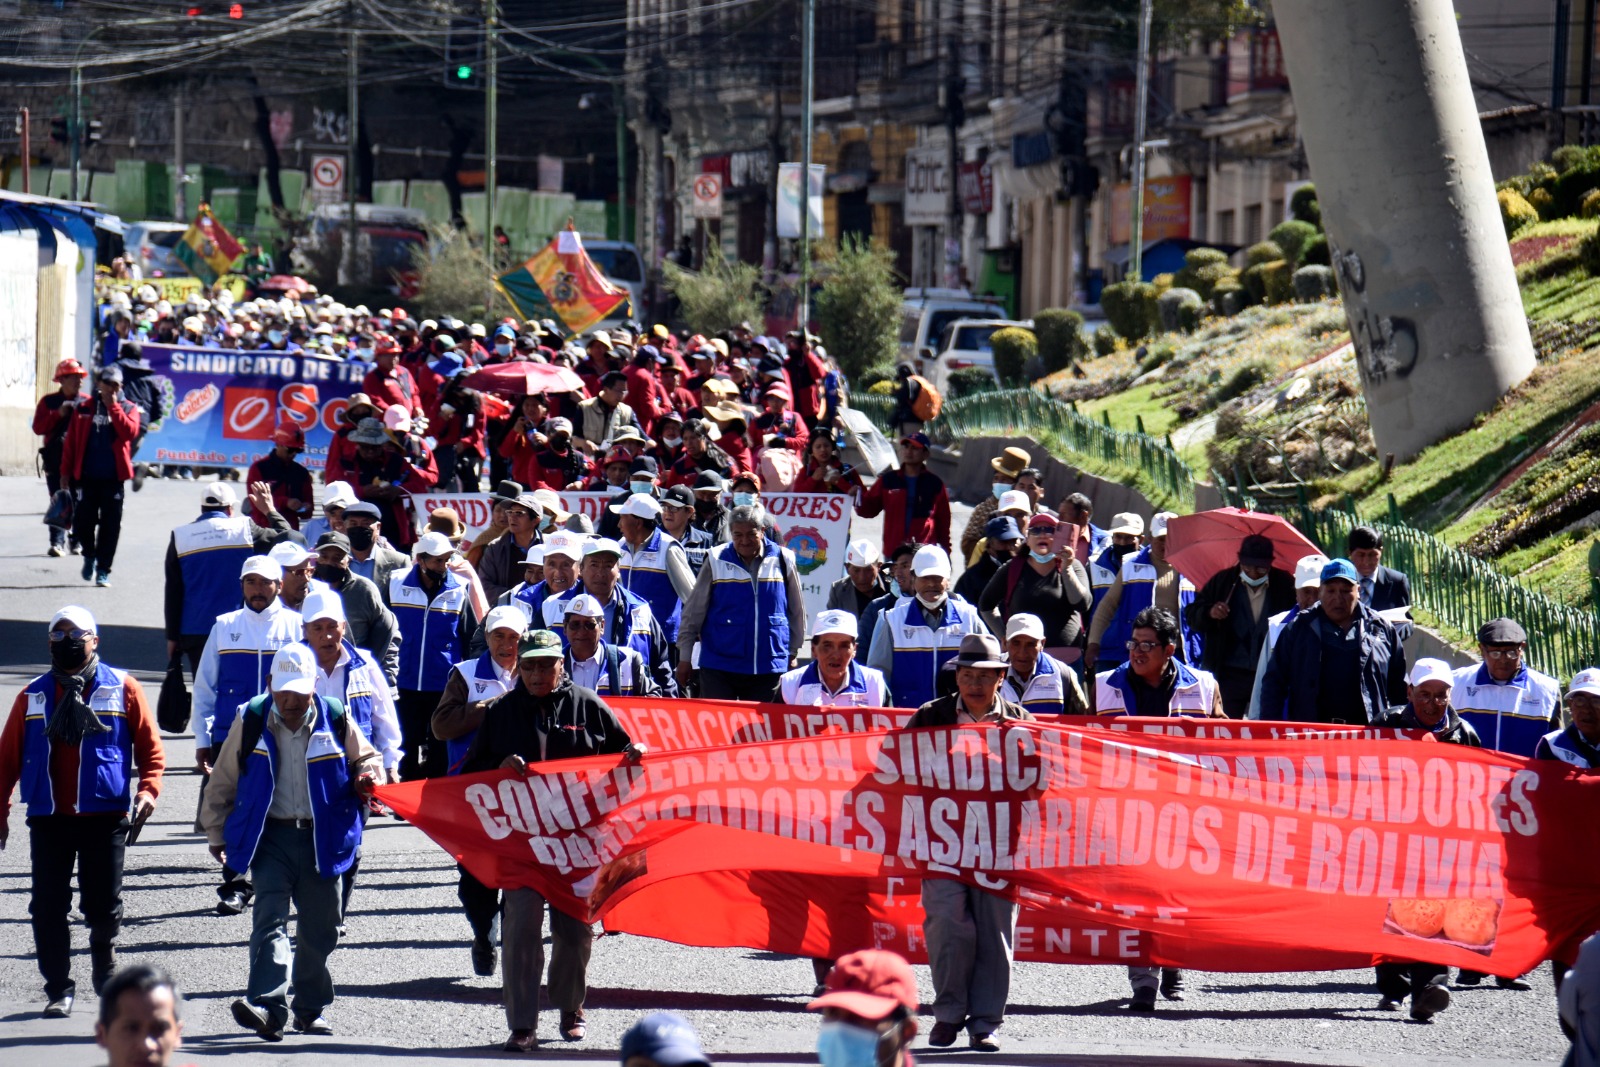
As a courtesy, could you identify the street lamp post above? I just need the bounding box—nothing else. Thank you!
[1128,0,1153,281]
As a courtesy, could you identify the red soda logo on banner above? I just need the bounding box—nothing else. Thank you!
[223,386,278,439]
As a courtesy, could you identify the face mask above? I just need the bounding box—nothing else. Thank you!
[356,347,374,360]
[733,492,757,508]
[347,526,376,551]
[993,482,1010,500]
[663,436,682,449]
[916,593,946,611]
[630,479,655,496]
[267,330,284,345]
[1030,549,1056,564]
[694,499,715,518]
[1240,570,1269,588]
[889,578,904,597]
[313,563,345,584]
[495,342,513,356]
[817,1019,882,1067]
[539,513,555,532]
[50,637,89,671]
[1111,542,1138,561]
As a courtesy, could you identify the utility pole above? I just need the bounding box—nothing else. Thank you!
[1128,0,1153,282]
[344,27,360,285]
[944,23,962,290]
[798,0,815,328]
[16,109,28,194]
[174,87,187,219]
[69,67,82,200]
[485,0,499,310]
[613,82,627,242]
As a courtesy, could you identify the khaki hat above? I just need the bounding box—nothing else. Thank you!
[991,446,1031,478]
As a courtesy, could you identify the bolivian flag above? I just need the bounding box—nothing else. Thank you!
[175,204,243,285]
[495,225,628,335]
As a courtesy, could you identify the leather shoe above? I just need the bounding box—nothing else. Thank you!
[231,998,284,1042]
[927,1021,961,1047]
[1376,997,1403,1011]
[1129,988,1157,1012]
[294,1014,334,1035]
[1455,970,1484,986]
[92,947,116,996]
[1497,976,1532,991]
[217,891,248,916]
[471,935,497,977]
[969,1032,1001,1052]
[42,995,73,1019]
[503,1028,536,1053]
[560,1009,586,1041]
[1410,982,1450,1023]
[1159,968,1185,1001]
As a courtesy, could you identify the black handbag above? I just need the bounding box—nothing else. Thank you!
[43,489,73,530]
[156,655,191,734]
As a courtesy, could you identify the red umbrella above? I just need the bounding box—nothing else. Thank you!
[463,361,585,396]
[1163,507,1321,586]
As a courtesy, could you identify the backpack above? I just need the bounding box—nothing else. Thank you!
[235,693,349,772]
[909,375,941,421]
[760,447,803,492]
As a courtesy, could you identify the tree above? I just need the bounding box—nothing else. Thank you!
[662,246,765,338]
[408,223,492,320]
[814,235,902,381]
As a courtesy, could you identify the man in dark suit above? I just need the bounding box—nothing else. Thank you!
[1348,526,1411,612]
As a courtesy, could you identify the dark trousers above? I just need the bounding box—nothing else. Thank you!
[28,813,129,1000]
[458,864,501,941]
[1376,961,1448,1001]
[339,806,369,918]
[72,477,125,573]
[177,633,208,676]
[397,689,446,780]
[699,667,782,703]
[45,468,72,548]
[1217,666,1258,719]
[195,772,255,903]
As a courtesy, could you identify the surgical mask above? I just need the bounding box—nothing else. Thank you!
[629,479,654,496]
[663,436,682,449]
[1029,549,1056,564]
[50,636,89,671]
[916,593,947,611]
[1240,570,1269,588]
[347,526,376,551]
[356,347,374,360]
[817,1019,882,1067]
[539,513,556,532]
[889,578,904,598]
[267,329,284,345]
[733,491,757,507]
[313,563,346,584]
[992,482,1010,500]
[495,342,513,356]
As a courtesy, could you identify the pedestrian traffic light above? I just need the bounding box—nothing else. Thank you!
[456,63,473,81]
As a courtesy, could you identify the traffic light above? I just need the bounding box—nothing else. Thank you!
[444,17,482,88]
[86,118,102,144]
[229,2,243,15]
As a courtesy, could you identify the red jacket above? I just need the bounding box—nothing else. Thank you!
[361,364,423,418]
[623,365,668,433]
[60,395,140,483]
[856,467,952,557]
[246,451,315,528]
[324,427,360,485]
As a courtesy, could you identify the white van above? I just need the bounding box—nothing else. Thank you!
[921,317,1032,394]
[583,239,646,325]
[898,288,1007,365]
[123,221,191,277]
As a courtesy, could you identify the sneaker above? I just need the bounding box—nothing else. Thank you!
[217,891,248,916]
[81,558,94,582]
[1496,975,1532,991]
[559,1009,586,1041]
[471,935,497,977]
[1455,970,1484,986]
[1376,996,1403,1011]
[293,1013,333,1035]
[926,1021,961,1047]
[47,545,64,558]
[95,570,111,587]
[1129,987,1157,1012]
[132,464,145,492]
[503,1029,536,1053]
[68,542,80,555]
[969,1032,1001,1052]
[231,998,284,1042]
[1410,982,1450,1023]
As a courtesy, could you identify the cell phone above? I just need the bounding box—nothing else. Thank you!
[1050,521,1084,557]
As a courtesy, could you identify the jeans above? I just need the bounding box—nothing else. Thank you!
[502,887,593,1030]
[72,477,124,573]
[246,822,343,1026]
[45,467,70,548]
[28,813,129,1000]
[920,876,1016,1034]
[698,667,782,703]
[397,689,446,780]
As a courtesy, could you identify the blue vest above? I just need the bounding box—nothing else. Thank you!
[222,695,362,879]
[699,541,790,675]
[550,582,658,665]
[1098,659,1217,717]
[1099,548,1198,666]
[512,579,553,627]
[209,606,303,747]
[445,653,514,775]
[332,639,379,741]
[173,511,253,635]
[1452,663,1562,757]
[622,528,684,643]
[391,567,469,692]
[1003,654,1069,718]
[883,596,985,710]
[19,664,134,816]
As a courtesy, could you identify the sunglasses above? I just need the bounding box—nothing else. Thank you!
[49,628,92,642]
[566,619,601,632]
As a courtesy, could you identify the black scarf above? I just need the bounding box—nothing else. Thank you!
[46,655,110,746]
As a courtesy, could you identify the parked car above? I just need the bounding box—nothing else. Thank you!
[583,239,646,326]
[123,221,190,278]
[916,317,1033,395]
[897,287,1007,365]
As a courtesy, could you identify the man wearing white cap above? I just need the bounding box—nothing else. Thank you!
[616,493,694,656]
[1088,512,1144,618]
[550,537,678,696]
[1247,553,1328,719]
[562,594,656,697]
[1536,668,1600,766]
[1087,511,1199,674]
[779,610,889,706]
[301,481,356,547]
[867,545,985,710]
[826,539,888,618]
[200,644,379,1041]
[390,531,476,780]
[164,480,294,676]
[467,533,578,654]
[1001,613,1087,717]
[269,541,330,614]
[431,604,525,978]
[0,606,166,1017]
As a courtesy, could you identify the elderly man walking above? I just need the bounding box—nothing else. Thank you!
[390,531,476,780]
[1452,617,1562,757]
[867,545,986,710]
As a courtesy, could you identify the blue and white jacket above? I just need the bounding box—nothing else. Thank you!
[1002,653,1076,718]
[778,660,890,707]
[18,663,138,816]
[1535,725,1600,769]
[867,595,986,711]
[192,601,303,748]
[1095,660,1219,717]
[391,567,471,693]
[621,527,689,643]
[1452,662,1562,757]
[1098,547,1198,667]
[444,653,515,775]
[696,540,793,676]
[169,510,255,637]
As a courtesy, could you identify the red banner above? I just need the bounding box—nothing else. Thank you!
[377,717,1600,975]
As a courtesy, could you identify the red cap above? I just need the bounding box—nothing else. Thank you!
[53,359,87,381]
[807,949,918,1020]
[375,335,402,356]
[1026,512,1058,530]
[272,421,306,448]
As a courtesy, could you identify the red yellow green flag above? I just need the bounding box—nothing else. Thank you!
[174,204,243,285]
[498,225,628,335]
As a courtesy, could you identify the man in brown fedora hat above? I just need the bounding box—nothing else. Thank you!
[961,446,1032,561]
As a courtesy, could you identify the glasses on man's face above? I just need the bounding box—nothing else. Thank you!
[566,619,600,632]
[518,659,558,673]
[1126,640,1166,653]
[1484,648,1522,660]
[49,628,90,643]
[1030,527,1058,539]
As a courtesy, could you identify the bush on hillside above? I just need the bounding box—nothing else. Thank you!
[1093,324,1119,356]
[1268,220,1319,266]
[1497,188,1538,237]
[1552,164,1600,217]
[1101,280,1158,340]
[1300,234,1331,266]
[1173,247,1234,298]
[1032,308,1088,373]
[813,235,902,380]
[1290,185,1320,226]
[1209,360,1272,408]
[1137,342,1175,375]
[866,380,895,396]
[858,362,898,391]
[1580,226,1600,276]
[1211,276,1246,316]
[1528,187,1557,220]
[1245,240,1284,267]
[1292,265,1337,302]
[1243,260,1294,305]
[989,326,1038,387]
[947,366,1001,399]
[1157,287,1204,333]
[1582,188,1600,219]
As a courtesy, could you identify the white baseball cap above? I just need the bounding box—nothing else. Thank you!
[1293,553,1332,590]
[531,488,569,519]
[813,609,858,639]
[1106,512,1144,537]
[270,644,318,694]
[322,480,357,508]
[1005,613,1045,641]
[301,589,346,625]
[997,490,1031,515]
[202,481,238,508]
[49,605,97,634]
[412,531,455,559]
[583,537,624,559]
[241,555,283,581]
[1408,658,1455,689]
[522,545,547,567]
[1150,511,1177,537]
[564,593,605,618]
[542,532,582,560]
[383,406,412,432]
[609,493,663,519]
[1568,667,1600,699]
[268,541,312,568]
[845,539,881,568]
[912,544,952,579]
[483,605,527,634]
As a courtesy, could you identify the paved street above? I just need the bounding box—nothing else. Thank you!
[0,474,1568,1066]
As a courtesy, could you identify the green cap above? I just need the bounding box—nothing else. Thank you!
[518,629,564,660]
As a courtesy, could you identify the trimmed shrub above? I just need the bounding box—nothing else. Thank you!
[1300,234,1331,266]
[1528,187,1557,220]
[1152,272,1175,295]
[1579,226,1600,276]
[857,362,898,391]
[1092,324,1119,356]
[1184,247,1229,270]
[1292,265,1337,302]
[1268,219,1319,266]
[1290,185,1320,225]
[1554,145,1590,173]
[1211,276,1245,316]
[1157,287,1204,333]
[1032,308,1088,374]
[1582,188,1600,219]
[989,326,1038,386]
[1173,248,1234,299]
[1101,280,1159,340]
[1551,163,1600,217]
[866,380,895,396]
[1498,187,1539,237]
[1243,260,1294,305]
[1245,241,1284,267]
[947,366,1000,398]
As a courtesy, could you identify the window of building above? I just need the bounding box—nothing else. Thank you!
[1216,209,1235,245]
[1244,203,1262,246]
